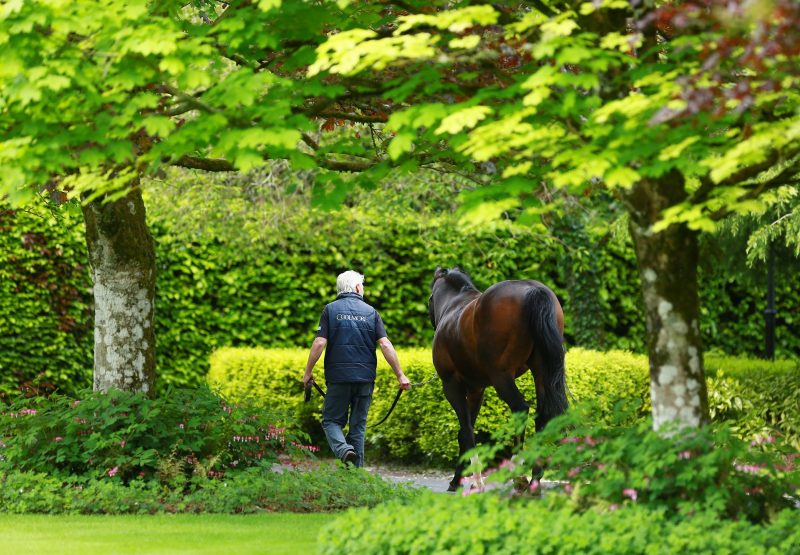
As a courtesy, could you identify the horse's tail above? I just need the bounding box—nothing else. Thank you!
[524,286,568,430]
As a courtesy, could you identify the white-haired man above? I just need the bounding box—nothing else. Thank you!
[302,270,411,467]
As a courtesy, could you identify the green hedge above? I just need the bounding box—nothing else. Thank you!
[208,347,800,464]
[0,206,93,397]
[2,198,799,396]
[318,492,800,555]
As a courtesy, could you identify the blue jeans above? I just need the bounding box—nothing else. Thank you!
[321,382,374,467]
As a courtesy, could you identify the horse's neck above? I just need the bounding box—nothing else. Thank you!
[439,290,479,320]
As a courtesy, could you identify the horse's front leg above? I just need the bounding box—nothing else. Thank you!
[441,377,476,492]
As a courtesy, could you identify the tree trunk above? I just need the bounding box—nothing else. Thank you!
[82,185,156,394]
[625,176,710,431]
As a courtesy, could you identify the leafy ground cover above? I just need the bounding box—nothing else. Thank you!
[0,513,331,555]
[0,388,420,515]
[320,402,800,554]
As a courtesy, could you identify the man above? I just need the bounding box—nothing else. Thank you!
[302,270,411,467]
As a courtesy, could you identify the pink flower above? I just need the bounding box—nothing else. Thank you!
[498,459,517,472]
[622,488,638,501]
[567,467,581,478]
[734,463,763,474]
[529,480,540,493]
[71,400,80,408]
[679,450,692,460]
[119,440,126,448]
[53,436,63,442]
[108,467,119,477]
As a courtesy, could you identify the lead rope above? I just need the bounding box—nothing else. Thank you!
[305,373,440,427]
[369,373,439,428]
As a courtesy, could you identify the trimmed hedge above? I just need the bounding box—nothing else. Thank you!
[3,197,799,396]
[318,492,800,555]
[208,347,800,464]
[0,205,93,397]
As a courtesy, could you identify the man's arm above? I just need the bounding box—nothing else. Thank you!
[303,336,327,386]
[378,337,411,390]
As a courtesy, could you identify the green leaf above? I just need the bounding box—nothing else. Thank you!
[605,167,640,188]
[258,0,282,11]
[435,106,492,135]
[142,116,175,138]
[387,131,414,160]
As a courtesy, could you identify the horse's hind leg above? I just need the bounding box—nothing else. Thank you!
[492,375,530,444]
[528,356,553,483]
[492,375,531,490]
[467,389,484,432]
[441,377,477,492]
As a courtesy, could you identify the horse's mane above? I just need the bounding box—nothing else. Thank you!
[432,267,479,293]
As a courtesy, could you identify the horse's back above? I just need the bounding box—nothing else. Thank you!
[474,280,562,371]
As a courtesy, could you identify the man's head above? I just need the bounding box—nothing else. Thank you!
[337,270,364,296]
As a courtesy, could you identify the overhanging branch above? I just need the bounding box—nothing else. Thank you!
[171,153,378,173]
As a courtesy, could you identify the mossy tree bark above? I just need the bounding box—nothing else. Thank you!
[82,184,156,395]
[625,175,710,431]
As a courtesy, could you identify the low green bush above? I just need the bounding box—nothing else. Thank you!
[318,492,800,555]
[209,347,800,464]
[0,463,419,514]
[0,387,311,481]
[320,401,800,554]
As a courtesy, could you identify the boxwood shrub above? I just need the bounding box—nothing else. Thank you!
[208,347,800,464]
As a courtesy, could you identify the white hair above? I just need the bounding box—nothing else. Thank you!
[336,270,364,294]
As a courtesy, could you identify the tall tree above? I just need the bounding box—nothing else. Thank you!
[308,0,800,430]
[0,0,394,392]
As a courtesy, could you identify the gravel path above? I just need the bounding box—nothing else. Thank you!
[365,463,561,494]
[277,458,557,494]
[365,464,454,494]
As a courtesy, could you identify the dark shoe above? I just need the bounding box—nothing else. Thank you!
[341,449,357,466]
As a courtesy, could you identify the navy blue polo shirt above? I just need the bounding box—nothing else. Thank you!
[316,292,387,383]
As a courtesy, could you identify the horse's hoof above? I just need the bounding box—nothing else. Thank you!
[447,481,460,493]
[512,476,529,492]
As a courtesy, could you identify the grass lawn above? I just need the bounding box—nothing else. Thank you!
[0,513,334,555]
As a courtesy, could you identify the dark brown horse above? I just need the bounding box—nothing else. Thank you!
[428,267,568,491]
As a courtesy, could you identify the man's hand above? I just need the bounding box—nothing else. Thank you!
[302,372,314,387]
[397,372,411,391]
